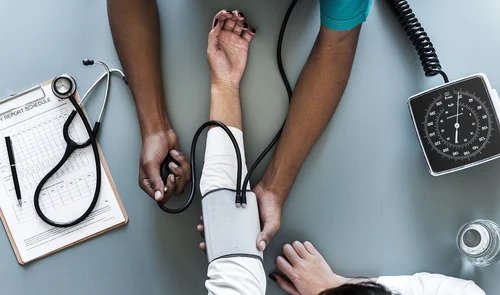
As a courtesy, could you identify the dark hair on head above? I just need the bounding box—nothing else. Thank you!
[319,281,395,295]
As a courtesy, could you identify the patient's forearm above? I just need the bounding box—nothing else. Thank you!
[210,84,242,129]
[107,0,169,137]
[261,26,361,202]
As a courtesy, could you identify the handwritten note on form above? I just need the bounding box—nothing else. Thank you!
[0,81,127,264]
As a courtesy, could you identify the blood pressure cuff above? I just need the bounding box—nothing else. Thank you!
[201,188,263,263]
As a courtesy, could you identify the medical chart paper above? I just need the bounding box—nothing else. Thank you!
[0,81,128,264]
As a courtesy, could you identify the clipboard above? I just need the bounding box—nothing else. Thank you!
[0,79,128,265]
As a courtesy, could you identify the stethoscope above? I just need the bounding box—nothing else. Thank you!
[33,59,126,227]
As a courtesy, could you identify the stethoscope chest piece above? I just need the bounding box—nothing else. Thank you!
[52,74,77,99]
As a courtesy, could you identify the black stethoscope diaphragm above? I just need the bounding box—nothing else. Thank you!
[52,74,77,99]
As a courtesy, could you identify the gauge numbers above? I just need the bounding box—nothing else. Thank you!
[424,90,492,160]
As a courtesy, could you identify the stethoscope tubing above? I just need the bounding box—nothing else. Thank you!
[33,95,102,227]
[34,61,126,227]
[80,69,126,106]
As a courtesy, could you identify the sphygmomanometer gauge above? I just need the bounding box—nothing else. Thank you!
[409,74,500,176]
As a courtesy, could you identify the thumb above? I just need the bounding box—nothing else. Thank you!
[257,216,281,251]
[271,273,300,295]
[208,15,224,56]
[144,161,165,201]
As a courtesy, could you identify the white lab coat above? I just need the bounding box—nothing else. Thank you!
[201,127,485,295]
[377,273,485,295]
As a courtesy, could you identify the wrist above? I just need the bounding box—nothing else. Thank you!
[141,123,173,141]
[257,180,288,208]
[259,161,296,204]
[210,80,240,95]
[132,92,171,139]
[322,275,351,291]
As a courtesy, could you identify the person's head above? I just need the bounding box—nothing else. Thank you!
[319,282,394,295]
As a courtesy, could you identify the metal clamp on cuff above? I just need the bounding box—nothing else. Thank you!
[202,188,263,263]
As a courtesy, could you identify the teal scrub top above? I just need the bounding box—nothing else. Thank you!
[320,0,372,31]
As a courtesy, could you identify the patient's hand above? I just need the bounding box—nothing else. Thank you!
[207,10,256,88]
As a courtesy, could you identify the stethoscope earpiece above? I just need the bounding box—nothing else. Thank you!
[82,59,95,66]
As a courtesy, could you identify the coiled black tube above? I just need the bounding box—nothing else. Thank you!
[387,0,449,83]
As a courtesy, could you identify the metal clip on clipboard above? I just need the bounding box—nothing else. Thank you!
[0,84,47,116]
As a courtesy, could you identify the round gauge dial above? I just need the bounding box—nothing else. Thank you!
[424,90,493,160]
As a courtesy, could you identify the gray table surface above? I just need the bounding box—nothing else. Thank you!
[1,0,500,294]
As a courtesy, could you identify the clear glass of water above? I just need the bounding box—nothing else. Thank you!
[457,219,500,267]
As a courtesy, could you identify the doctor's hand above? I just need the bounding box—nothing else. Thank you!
[253,183,283,252]
[207,10,256,88]
[270,241,349,295]
[139,129,191,203]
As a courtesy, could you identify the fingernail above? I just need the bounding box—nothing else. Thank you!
[169,174,176,183]
[213,19,218,27]
[238,12,245,18]
[164,186,168,192]
[251,28,256,34]
[169,161,179,169]
[243,22,248,29]
[259,240,267,251]
[268,273,277,281]
[154,190,162,201]
[170,149,180,156]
